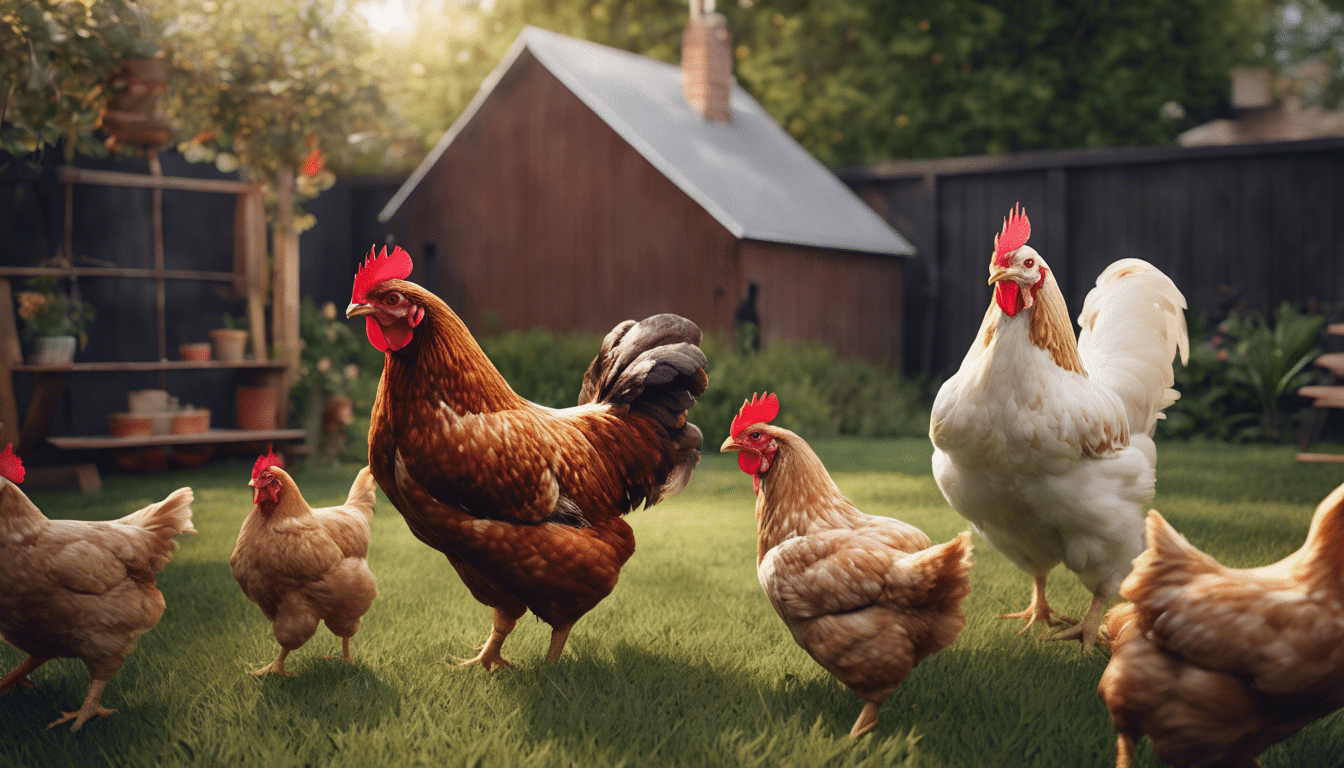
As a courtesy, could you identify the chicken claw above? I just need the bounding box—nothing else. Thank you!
[458,638,514,671]
[0,656,46,694]
[46,680,115,732]
[1042,594,1108,652]
[248,650,297,677]
[998,575,1077,633]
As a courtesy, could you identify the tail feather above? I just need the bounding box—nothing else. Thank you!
[890,531,974,609]
[344,466,378,523]
[1120,509,1220,610]
[579,314,708,504]
[1303,481,1344,584]
[116,487,196,574]
[1077,259,1189,437]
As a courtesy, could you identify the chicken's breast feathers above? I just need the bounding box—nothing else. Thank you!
[1124,510,1344,698]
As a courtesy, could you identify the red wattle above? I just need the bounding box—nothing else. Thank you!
[995,282,1024,316]
[738,451,759,475]
[366,316,413,351]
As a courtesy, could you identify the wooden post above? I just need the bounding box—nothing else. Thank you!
[236,189,269,361]
[271,164,301,429]
[0,279,21,448]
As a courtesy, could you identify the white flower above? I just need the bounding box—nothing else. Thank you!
[1159,101,1185,120]
[215,152,240,173]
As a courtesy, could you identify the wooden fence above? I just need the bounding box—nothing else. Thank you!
[837,138,1344,377]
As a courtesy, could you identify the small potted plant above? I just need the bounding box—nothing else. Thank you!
[292,299,378,461]
[15,277,95,365]
[208,313,249,363]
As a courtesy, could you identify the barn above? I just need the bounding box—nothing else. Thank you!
[378,15,914,363]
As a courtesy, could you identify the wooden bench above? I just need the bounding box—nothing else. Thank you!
[1296,324,1344,462]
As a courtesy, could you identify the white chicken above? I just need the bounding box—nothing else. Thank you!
[929,204,1188,650]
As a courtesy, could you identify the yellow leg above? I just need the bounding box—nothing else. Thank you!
[1115,733,1135,768]
[1046,594,1109,652]
[545,623,575,663]
[849,702,881,738]
[249,648,296,677]
[47,679,116,732]
[460,608,517,671]
[998,574,1077,633]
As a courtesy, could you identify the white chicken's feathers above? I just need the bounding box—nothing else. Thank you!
[1076,259,1190,437]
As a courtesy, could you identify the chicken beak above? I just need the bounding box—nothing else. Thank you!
[988,265,1012,286]
[346,303,375,319]
[719,435,740,453]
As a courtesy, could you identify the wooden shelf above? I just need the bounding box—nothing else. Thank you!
[49,428,306,451]
[12,360,288,373]
[0,266,239,283]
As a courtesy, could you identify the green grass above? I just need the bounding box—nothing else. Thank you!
[2,439,1343,767]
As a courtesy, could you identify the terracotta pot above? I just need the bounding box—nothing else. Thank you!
[29,336,76,365]
[172,408,211,434]
[108,412,155,438]
[236,385,280,430]
[179,342,212,361]
[209,329,249,363]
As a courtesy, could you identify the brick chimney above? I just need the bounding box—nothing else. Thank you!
[681,0,733,122]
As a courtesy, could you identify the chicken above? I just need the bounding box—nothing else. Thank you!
[1098,485,1344,768]
[930,204,1188,650]
[230,449,378,676]
[344,245,707,668]
[0,444,194,731]
[720,394,973,737]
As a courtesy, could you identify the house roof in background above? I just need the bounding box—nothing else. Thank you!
[380,26,914,257]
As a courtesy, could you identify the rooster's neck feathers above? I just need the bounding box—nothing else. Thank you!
[983,269,1085,375]
[381,286,525,416]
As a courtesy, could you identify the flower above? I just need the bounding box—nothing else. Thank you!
[15,277,94,346]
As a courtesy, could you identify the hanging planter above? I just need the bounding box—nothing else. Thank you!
[101,57,171,151]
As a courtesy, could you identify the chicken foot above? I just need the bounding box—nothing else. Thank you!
[849,702,881,738]
[46,678,116,732]
[998,574,1077,633]
[249,649,296,677]
[460,608,516,670]
[1044,593,1109,652]
[0,655,47,694]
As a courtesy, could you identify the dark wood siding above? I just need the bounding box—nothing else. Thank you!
[392,53,740,337]
[840,139,1344,376]
[739,240,903,365]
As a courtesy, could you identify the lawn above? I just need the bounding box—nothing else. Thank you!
[2,438,1342,767]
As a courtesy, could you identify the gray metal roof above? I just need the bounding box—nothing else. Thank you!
[380,26,914,257]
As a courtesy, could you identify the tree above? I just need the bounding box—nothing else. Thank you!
[370,0,1269,165]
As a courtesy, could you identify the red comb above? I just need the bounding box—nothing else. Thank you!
[0,443,23,485]
[351,245,413,304]
[252,446,284,481]
[731,393,780,437]
[992,203,1031,267]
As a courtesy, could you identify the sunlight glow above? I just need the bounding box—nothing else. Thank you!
[360,0,409,33]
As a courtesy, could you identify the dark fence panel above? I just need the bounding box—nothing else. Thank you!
[839,139,1344,377]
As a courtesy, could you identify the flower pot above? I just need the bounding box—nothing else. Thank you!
[172,408,211,434]
[179,342,212,361]
[108,412,155,438]
[29,335,76,365]
[236,385,280,431]
[209,329,249,363]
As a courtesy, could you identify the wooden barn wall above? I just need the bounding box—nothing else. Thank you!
[738,240,903,365]
[840,140,1344,377]
[389,53,742,338]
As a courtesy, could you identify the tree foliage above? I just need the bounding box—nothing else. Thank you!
[373,0,1270,166]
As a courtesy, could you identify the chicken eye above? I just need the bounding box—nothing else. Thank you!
[749,431,761,439]
[1024,258,1035,268]
[383,292,402,306]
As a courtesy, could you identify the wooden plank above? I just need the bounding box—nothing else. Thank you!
[1296,452,1344,463]
[0,278,21,448]
[0,266,237,282]
[48,427,306,450]
[58,166,261,194]
[1315,353,1344,375]
[12,360,289,373]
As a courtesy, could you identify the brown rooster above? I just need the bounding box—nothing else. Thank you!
[231,450,378,676]
[0,444,195,731]
[345,246,707,668]
[1098,483,1344,768]
[721,394,973,737]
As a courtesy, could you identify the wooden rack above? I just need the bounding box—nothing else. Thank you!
[0,163,305,489]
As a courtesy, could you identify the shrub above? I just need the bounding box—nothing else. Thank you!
[477,328,930,448]
[1159,302,1327,442]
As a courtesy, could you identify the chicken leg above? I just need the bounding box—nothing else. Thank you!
[0,655,46,694]
[998,574,1077,632]
[460,608,517,670]
[46,678,116,732]
[1045,593,1109,651]
[849,702,882,738]
[545,622,575,663]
